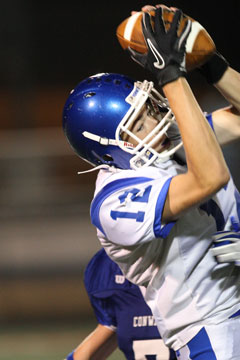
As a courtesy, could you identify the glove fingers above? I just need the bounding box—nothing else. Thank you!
[142,12,154,40]
[169,9,182,35]
[211,243,235,256]
[215,252,239,263]
[154,7,166,35]
[211,225,240,264]
[177,18,191,51]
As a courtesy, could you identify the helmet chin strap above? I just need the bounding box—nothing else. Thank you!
[82,131,134,150]
[77,164,119,175]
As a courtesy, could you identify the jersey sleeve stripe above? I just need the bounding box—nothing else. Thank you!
[234,188,240,222]
[205,113,214,131]
[153,177,175,238]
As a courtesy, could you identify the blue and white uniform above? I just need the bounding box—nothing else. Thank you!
[90,115,240,359]
[84,248,176,360]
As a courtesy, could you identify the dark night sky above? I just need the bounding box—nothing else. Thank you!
[0,0,239,88]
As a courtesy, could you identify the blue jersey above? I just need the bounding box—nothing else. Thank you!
[84,248,176,360]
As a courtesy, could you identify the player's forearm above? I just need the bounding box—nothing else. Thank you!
[71,325,117,360]
[163,77,229,191]
[214,67,240,115]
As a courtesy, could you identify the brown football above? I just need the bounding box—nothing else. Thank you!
[116,9,216,71]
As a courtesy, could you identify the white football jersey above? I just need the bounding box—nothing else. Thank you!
[90,159,240,351]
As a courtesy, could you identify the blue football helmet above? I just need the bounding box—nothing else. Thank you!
[63,73,182,170]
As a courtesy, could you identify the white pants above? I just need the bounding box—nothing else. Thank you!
[176,313,240,360]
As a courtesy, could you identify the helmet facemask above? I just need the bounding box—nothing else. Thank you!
[116,80,183,169]
[78,74,183,170]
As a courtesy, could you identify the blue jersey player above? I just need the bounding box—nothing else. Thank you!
[63,5,240,360]
[65,248,176,360]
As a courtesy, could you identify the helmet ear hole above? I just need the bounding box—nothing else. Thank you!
[102,154,114,162]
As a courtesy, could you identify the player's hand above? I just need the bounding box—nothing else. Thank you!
[128,7,191,87]
[211,217,240,265]
[131,4,177,15]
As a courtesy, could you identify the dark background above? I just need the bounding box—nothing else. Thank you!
[0,0,239,327]
[0,0,239,87]
[0,0,239,129]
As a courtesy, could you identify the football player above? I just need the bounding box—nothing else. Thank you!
[64,248,176,360]
[63,6,240,360]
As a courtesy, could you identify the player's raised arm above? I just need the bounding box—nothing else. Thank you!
[64,324,117,360]
[162,79,229,220]
[129,7,230,221]
[202,61,240,145]
[136,5,240,146]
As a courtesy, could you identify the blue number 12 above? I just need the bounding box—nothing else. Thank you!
[110,185,152,223]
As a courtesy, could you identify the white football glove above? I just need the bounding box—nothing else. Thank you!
[211,217,240,265]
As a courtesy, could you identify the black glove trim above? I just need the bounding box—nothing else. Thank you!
[199,52,229,84]
[157,65,186,87]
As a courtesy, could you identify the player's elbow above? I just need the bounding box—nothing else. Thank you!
[190,161,230,199]
[201,167,230,196]
[211,172,230,193]
[214,162,230,187]
[220,168,231,186]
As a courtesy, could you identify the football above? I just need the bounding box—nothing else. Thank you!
[116,9,216,71]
